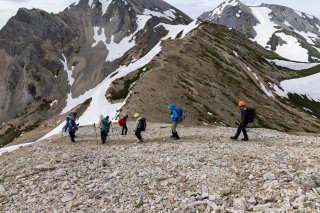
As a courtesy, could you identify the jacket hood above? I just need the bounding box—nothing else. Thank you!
[169,103,176,110]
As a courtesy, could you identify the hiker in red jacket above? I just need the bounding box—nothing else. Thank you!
[118,115,128,135]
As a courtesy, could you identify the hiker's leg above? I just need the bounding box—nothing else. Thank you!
[233,125,243,139]
[171,122,178,138]
[242,124,248,140]
[124,124,128,135]
[135,129,142,141]
[121,126,124,135]
[69,131,75,142]
[101,131,106,144]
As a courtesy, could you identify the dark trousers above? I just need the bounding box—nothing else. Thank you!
[234,123,248,139]
[69,131,75,142]
[101,130,108,144]
[122,124,128,135]
[135,128,142,141]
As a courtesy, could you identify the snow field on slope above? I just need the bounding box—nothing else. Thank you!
[274,33,309,62]
[0,142,34,156]
[250,7,278,48]
[41,20,199,140]
[277,73,320,102]
[61,54,75,86]
[268,59,320,70]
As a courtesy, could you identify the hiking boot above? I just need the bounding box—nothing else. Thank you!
[230,136,237,140]
[241,138,249,141]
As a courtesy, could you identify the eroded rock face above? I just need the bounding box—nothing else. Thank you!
[0,0,192,125]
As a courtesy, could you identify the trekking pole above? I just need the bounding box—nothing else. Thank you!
[93,123,99,144]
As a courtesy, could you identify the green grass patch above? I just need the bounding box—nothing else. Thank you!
[287,93,320,118]
[109,69,144,101]
[0,126,22,147]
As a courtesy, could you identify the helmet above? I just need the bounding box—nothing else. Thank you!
[238,101,246,107]
[133,113,140,118]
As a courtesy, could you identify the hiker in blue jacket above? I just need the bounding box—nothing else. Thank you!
[169,103,180,140]
[63,112,78,132]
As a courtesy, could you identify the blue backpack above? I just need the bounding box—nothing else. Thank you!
[176,107,184,123]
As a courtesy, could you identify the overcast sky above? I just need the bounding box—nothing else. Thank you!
[1,0,319,29]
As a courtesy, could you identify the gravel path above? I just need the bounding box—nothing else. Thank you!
[0,123,320,212]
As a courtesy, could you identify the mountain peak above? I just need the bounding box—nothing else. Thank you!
[199,1,320,63]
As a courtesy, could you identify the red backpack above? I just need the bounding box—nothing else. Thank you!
[118,117,125,126]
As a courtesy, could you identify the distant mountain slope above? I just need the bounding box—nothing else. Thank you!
[199,0,320,63]
[0,0,194,146]
[110,23,320,132]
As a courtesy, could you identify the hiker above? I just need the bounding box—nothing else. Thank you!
[100,115,111,144]
[68,113,78,142]
[63,112,78,132]
[168,103,183,140]
[133,113,146,142]
[230,101,250,141]
[118,115,129,135]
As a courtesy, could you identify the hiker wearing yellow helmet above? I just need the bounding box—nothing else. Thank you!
[230,101,249,141]
[133,113,146,142]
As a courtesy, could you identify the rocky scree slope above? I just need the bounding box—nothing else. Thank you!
[0,124,320,212]
[0,0,192,145]
[199,0,320,63]
[110,23,320,132]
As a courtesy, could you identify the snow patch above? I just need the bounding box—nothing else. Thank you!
[279,72,320,101]
[283,20,292,27]
[50,100,58,107]
[233,51,239,58]
[268,59,320,70]
[60,54,75,86]
[105,15,151,62]
[210,0,239,18]
[294,29,317,45]
[101,0,112,15]
[250,7,278,48]
[92,27,107,47]
[207,112,213,116]
[270,83,288,98]
[274,32,309,62]
[88,0,93,7]
[157,20,199,40]
[0,142,34,156]
[143,9,176,21]
[259,82,274,97]
[303,107,313,113]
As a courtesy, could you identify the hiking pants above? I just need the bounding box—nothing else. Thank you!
[122,124,128,135]
[69,131,75,142]
[101,130,108,144]
[135,128,142,141]
[234,123,248,140]
[171,121,178,133]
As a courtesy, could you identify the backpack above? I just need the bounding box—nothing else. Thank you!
[246,107,256,123]
[118,117,125,126]
[176,107,184,123]
[139,117,147,131]
[69,120,77,133]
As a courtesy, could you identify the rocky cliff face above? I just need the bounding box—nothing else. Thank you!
[0,0,192,141]
[199,0,320,62]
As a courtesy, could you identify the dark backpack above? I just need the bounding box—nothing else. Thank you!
[246,107,256,123]
[176,107,184,123]
[139,117,147,131]
[69,120,77,133]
